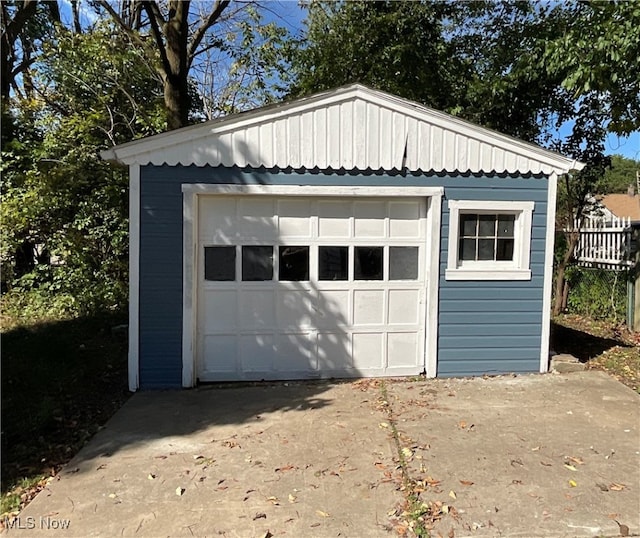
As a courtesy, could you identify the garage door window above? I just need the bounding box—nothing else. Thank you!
[354,246,383,280]
[319,246,348,281]
[279,246,309,281]
[389,246,419,280]
[242,246,273,281]
[204,246,236,281]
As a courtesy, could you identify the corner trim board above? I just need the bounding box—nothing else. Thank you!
[425,194,442,377]
[540,173,557,372]
[182,190,197,387]
[128,164,140,392]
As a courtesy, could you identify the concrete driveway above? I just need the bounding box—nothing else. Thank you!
[5,371,639,537]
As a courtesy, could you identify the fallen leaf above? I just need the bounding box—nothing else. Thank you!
[379,422,389,429]
[401,447,413,459]
[609,483,625,491]
[288,494,297,503]
[564,464,577,472]
[459,480,474,486]
[540,461,553,466]
[147,474,155,480]
[567,456,584,465]
[449,490,457,500]
[458,420,467,429]
[531,446,541,451]
[596,482,609,492]
[108,493,117,499]
[260,532,273,538]
[568,480,577,488]
[176,487,185,496]
[193,455,204,460]
[316,510,330,518]
[253,513,267,520]
[266,496,280,505]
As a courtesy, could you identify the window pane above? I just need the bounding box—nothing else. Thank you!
[242,246,273,281]
[497,215,515,237]
[319,246,348,280]
[279,246,309,281]
[477,239,495,260]
[354,246,383,280]
[389,247,419,280]
[460,214,477,236]
[496,239,514,260]
[204,246,236,281]
[478,215,496,236]
[459,239,476,261]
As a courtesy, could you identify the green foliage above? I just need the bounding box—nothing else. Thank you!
[595,155,640,194]
[565,267,628,321]
[1,24,166,317]
[543,0,640,136]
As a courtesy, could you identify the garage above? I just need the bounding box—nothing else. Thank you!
[196,193,432,381]
[101,83,582,390]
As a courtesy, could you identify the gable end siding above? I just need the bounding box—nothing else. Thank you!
[437,178,549,376]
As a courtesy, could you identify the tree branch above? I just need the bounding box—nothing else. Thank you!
[141,1,172,78]
[98,0,147,49]
[187,0,230,63]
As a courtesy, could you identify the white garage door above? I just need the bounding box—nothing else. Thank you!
[196,195,428,381]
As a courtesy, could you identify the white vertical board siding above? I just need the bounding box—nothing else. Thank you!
[103,85,582,176]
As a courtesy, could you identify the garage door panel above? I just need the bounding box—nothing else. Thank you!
[238,199,277,239]
[387,332,419,368]
[276,289,314,328]
[202,290,237,331]
[201,335,238,373]
[353,332,384,370]
[239,290,275,329]
[278,199,313,237]
[276,333,315,372]
[318,201,351,238]
[388,289,420,325]
[199,197,237,242]
[317,331,352,370]
[354,201,386,237]
[315,290,350,328]
[353,289,385,325]
[389,201,422,238]
[240,334,274,371]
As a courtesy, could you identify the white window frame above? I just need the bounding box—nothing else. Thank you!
[446,200,534,281]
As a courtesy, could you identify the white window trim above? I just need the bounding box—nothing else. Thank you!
[446,200,534,281]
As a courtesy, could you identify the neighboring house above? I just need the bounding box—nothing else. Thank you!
[599,192,640,224]
[101,84,583,390]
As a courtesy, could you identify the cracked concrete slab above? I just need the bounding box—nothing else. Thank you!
[5,371,639,538]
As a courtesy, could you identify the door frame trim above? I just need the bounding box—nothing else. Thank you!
[181,184,444,387]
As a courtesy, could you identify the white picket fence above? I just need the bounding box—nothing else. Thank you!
[566,215,634,269]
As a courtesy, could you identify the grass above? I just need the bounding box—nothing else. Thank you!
[0,312,131,518]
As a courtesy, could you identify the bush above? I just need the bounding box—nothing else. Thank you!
[565,266,628,321]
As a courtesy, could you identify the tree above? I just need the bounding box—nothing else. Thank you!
[595,155,640,195]
[99,0,292,129]
[1,24,167,315]
[542,0,640,315]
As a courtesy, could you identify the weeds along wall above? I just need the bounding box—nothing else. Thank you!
[564,266,630,322]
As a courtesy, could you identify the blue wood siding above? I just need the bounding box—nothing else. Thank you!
[138,165,549,387]
[437,178,548,377]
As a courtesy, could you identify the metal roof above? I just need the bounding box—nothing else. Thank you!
[101,84,583,175]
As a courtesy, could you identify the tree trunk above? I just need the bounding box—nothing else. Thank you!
[552,230,580,316]
[162,1,190,129]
